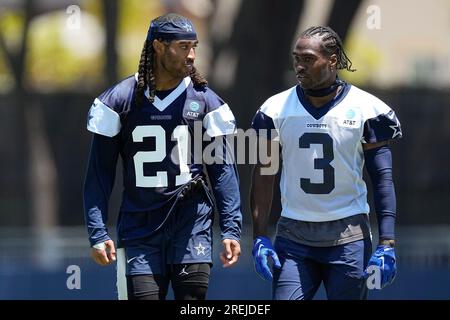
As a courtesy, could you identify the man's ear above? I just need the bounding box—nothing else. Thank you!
[153,39,164,55]
[329,53,338,69]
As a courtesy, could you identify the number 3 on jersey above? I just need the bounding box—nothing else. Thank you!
[132,125,192,188]
[299,132,335,194]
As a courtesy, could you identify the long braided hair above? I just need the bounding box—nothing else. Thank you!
[300,26,356,72]
[135,16,208,106]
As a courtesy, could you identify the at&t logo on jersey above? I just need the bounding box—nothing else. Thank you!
[340,108,359,128]
[185,101,202,118]
[190,101,200,111]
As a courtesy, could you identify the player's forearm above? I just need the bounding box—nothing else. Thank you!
[364,145,397,241]
[83,185,111,246]
[219,205,242,242]
[250,164,276,238]
[85,216,111,246]
[83,170,111,245]
[83,134,119,245]
[206,162,242,241]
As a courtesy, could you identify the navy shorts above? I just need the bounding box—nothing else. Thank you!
[123,192,213,275]
[273,236,372,300]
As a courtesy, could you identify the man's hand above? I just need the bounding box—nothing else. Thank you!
[220,239,241,268]
[364,245,397,289]
[252,236,281,281]
[91,239,116,266]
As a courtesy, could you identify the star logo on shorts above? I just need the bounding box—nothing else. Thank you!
[194,242,206,255]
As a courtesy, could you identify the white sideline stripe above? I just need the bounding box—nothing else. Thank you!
[116,248,128,300]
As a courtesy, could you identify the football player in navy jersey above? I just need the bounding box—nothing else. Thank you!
[83,13,242,300]
[251,26,401,299]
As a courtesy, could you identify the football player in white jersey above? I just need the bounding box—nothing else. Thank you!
[251,26,401,300]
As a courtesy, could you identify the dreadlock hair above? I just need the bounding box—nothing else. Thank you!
[135,16,208,106]
[300,26,356,72]
[135,39,154,106]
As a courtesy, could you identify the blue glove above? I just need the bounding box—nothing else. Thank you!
[364,245,397,289]
[252,236,281,281]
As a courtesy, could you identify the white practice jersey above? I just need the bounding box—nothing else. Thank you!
[251,83,402,222]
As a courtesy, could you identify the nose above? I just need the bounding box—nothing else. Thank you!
[187,47,195,60]
[295,63,305,74]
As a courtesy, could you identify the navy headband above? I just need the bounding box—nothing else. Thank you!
[147,15,197,42]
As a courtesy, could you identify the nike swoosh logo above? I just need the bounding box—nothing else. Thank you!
[127,257,138,264]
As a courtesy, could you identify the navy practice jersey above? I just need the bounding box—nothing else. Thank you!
[252,83,402,222]
[84,75,242,246]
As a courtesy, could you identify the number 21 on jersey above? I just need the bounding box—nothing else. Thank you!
[132,125,192,188]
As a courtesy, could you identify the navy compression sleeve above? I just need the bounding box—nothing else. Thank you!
[83,134,120,246]
[364,145,396,240]
[205,136,242,242]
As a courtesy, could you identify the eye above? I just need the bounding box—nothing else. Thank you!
[301,56,315,64]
